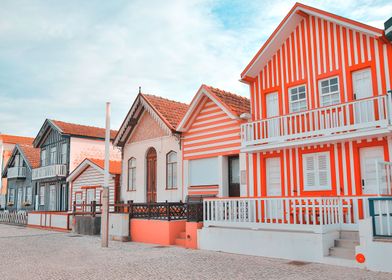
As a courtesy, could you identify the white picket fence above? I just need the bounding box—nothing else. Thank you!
[204,196,370,233]
[0,211,28,225]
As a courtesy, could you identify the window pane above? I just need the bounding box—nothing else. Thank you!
[330,85,338,92]
[330,77,338,84]
[321,80,329,87]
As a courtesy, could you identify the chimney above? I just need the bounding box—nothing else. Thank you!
[385,17,392,42]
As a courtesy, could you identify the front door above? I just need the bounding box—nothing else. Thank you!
[360,146,385,194]
[266,92,279,138]
[86,188,95,212]
[228,156,240,197]
[266,157,282,219]
[352,68,373,123]
[49,185,56,210]
[146,148,157,203]
[17,188,23,210]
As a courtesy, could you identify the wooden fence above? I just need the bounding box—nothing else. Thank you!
[0,211,28,225]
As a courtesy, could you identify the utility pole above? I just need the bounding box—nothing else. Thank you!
[101,102,110,247]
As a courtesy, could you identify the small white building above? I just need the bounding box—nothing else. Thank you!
[67,158,121,210]
[114,92,189,203]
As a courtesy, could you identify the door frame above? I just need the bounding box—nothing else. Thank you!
[146,147,157,203]
[265,157,282,197]
[228,155,240,197]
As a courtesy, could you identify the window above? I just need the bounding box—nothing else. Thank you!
[41,149,46,166]
[289,85,307,113]
[50,147,57,164]
[75,192,82,209]
[127,158,136,191]
[49,185,56,210]
[319,77,340,106]
[60,143,67,164]
[14,154,23,167]
[25,186,32,204]
[189,157,219,186]
[39,186,45,206]
[166,151,177,189]
[8,189,15,204]
[302,152,332,191]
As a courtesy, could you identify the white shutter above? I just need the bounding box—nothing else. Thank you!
[303,152,332,191]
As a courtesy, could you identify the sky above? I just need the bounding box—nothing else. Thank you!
[1,0,391,136]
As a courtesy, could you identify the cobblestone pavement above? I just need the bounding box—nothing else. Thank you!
[0,224,390,280]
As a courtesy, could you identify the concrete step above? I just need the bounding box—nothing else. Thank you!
[175,238,186,247]
[329,247,355,260]
[178,232,186,239]
[334,238,359,249]
[340,231,359,241]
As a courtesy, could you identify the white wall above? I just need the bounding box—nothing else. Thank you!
[69,137,121,172]
[357,218,392,273]
[121,135,182,203]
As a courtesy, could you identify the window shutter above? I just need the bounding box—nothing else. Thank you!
[304,155,316,188]
[318,153,329,187]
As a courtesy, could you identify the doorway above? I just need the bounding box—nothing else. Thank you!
[146,147,157,203]
[352,68,373,123]
[360,146,385,194]
[228,156,240,197]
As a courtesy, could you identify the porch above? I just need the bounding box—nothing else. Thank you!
[241,94,392,151]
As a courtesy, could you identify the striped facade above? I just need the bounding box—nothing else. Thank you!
[242,4,392,198]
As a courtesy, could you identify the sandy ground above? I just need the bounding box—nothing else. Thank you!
[0,224,390,280]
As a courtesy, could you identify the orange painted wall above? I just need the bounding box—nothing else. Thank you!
[185,222,203,249]
[130,219,186,246]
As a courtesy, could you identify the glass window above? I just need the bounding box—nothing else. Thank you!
[289,85,307,113]
[25,186,32,204]
[39,186,45,206]
[61,143,67,164]
[41,149,46,167]
[50,147,57,164]
[166,151,177,189]
[8,189,15,204]
[319,77,340,106]
[303,152,332,191]
[127,158,136,191]
[75,192,83,208]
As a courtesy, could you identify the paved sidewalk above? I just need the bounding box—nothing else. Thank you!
[0,224,390,280]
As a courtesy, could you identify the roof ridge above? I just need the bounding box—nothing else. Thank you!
[142,93,189,106]
[50,119,118,132]
[203,84,249,101]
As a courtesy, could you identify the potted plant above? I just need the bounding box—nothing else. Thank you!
[7,202,14,207]
[23,201,31,207]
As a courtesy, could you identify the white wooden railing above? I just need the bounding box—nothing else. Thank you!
[32,164,67,180]
[7,167,26,179]
[369,198,392,237]
[0,211,28,225]
[241,94,392,148]
[203,196,371,233]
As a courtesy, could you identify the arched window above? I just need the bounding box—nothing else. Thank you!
[128,158,136,191]
[166,151,177,189]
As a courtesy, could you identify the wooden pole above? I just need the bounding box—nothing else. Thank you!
[101,102,110,248]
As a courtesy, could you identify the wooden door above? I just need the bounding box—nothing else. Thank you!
[360,146,385,194]
[228,156,240,197]
[146,148,157,203]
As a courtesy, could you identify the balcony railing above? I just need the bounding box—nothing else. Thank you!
[203,196,371,233]
[7,167,26,179]
[32,164,67,180]
[241,94,392,148]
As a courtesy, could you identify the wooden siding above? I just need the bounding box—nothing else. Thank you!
[249,15,392,121]
[70,166,116,207]
[247,136,390,197]
[182,96,242,160]
[40,128,69,168]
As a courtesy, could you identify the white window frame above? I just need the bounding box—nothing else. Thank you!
[41,149,46,167]
[39,186,45,206]
[50,147,57,165]
[319,76,340,107]
[61,143,67,164]
[289,84,307,113]
[302,152,332,191]
[127,158,136,191]
[25,186,32,204]
[166,151,177,189]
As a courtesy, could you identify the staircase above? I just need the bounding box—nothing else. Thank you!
[175,231,186,247]
[329,231,359,260]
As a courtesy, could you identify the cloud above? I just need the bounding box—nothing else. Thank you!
[0,0,390,136]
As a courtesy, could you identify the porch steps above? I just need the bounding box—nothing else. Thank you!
[174,231,186,247]
[329,231,359,260]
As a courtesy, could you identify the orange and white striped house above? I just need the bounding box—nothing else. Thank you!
[177,85,250,198]
[199,3,392,269]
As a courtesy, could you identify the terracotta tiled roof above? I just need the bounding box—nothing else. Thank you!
[142,94,189,130]
[88,158,121,175]
[51,120,118,140]
[0,134,34,145]
[203,85,250,116]
[18,144,40,168]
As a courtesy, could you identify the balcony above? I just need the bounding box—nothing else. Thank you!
[32,164,67,180]
[7,167,26,179]
[241,94,392,151]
